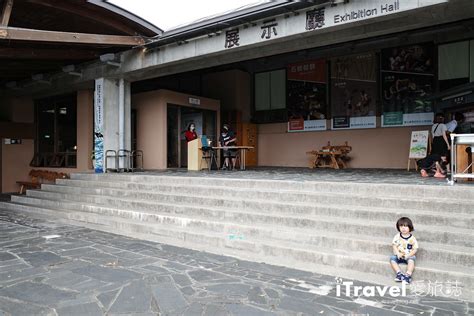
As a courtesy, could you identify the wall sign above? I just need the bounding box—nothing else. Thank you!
[189,97,201,105]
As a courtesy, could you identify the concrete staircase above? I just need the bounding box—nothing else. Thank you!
[1,173,473,300]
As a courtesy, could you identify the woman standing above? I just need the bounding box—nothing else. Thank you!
[184,123,198,143]
[430,113,450,156]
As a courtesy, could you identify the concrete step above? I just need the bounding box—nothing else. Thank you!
[55,178,474,213]
[67,173,474,200]
[22,190,474,248]
[12,194,474,262]
[1,200,473,301]
[38,185,474,231]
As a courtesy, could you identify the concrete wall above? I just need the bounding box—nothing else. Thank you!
[132,89,220,169]
[202,70,251,122]
[1,90,94,193]
[258,121,429,169]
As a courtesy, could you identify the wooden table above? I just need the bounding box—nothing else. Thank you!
[213,146,254,170]
[306,150,347,169]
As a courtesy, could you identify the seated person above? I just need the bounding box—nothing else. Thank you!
[219,124,237,170]
[417,154,448,178]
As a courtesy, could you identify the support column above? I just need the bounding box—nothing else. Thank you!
[94,77,131,172]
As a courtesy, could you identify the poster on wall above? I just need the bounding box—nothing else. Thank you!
[331,52,377,129]
[94,78,104,173]
[287,59,327,132]
[381,44,435,127]
[409,130,429,159]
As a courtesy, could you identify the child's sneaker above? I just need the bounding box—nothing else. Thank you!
[402,274,412,284]
[394,271,404,282]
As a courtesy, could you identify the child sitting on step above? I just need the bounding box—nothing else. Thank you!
[390,217,418,284]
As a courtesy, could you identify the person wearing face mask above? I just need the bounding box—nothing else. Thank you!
[184,123,198,143]
[219,124,237,170]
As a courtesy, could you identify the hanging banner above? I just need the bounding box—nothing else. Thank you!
[381,44,435,126]
[409,130,429,159]
[94,78,104,173]
[287,59,328,132]
[331,52,377,129]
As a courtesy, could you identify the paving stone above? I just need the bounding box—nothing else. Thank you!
[151,282,188,314]
[225,303,275,316]
[43,272,91,288]
[418,300,468,313]
[203,304,229,316]
[278,296,339,315]
[183,302,205,316]
[248,286,267,305]
[17,251,68,267]
[141,264,171,274]
[0,252,16,261]
[181,286,196,296]
[0,281,77,305]
[0,266,48,283]
[263,288,280,299]
[188,270,230,282]
[351,305,411,315]
[109,280,152,313]
[71,265,141,283]
[56,302,103,316]
[205,283,252,297]
[97,289,120,310]
[172,273,193,287]
[0,296,55,316]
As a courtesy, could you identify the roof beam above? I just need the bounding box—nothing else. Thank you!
[0,47,99,59]
[0,26,145,46]
[1,0,13,26]
[25,0,140,36]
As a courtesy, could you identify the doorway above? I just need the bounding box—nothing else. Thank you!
[167,104,217,168]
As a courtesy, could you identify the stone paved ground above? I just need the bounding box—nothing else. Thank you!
[0,209,472,316]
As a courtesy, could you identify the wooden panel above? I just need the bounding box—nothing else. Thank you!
[241,123,258,167]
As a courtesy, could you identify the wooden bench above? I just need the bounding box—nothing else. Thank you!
[16,170,69,194]
[307,141,352,169]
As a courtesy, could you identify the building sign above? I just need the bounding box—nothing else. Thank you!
[382,112,434,127]
[306,8,325,30]
[225,29,240,48]
[261,19,278,40]
[409,130,429,159]
[287,59,327,132]
[94,78,104,173]
[189,97,201,105]
[288,118,327,132]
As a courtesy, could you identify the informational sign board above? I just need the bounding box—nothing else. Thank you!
[94,78,104,173]
[409,130,429,159]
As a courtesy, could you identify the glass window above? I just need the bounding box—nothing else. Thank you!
[254,69,286,111]
[438,41,470,91]
[270,70,286,110]
[255,72,270,111]
[33,94,77,168]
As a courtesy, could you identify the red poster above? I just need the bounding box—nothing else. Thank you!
[288,118,305,131]
[287,59,326,83]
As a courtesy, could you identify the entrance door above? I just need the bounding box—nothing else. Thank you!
[168,104,217,169]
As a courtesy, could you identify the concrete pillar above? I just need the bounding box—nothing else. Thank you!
[94,77,131,172]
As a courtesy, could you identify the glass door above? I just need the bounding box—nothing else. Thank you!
[167,104,180,168]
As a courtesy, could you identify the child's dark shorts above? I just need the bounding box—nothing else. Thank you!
[390,255,416,264]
